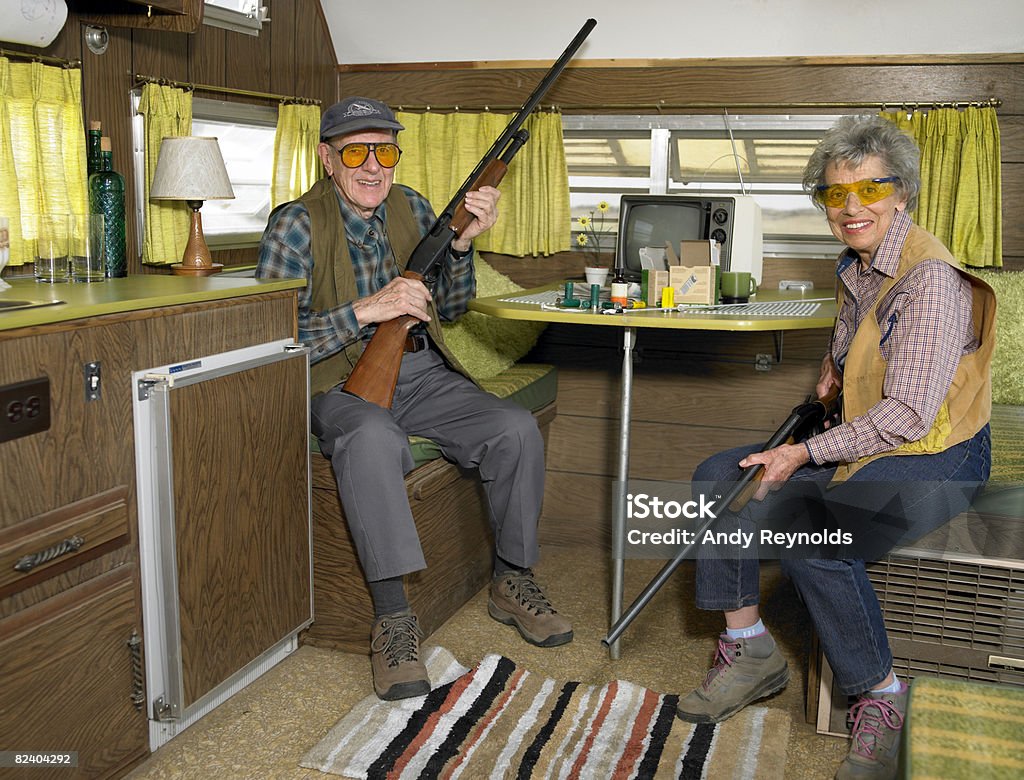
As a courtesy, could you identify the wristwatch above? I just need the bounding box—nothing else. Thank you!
[450,243,472,259]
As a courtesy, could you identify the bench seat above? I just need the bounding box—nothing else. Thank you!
[302,364,558,653]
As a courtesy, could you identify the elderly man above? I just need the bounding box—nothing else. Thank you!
[257,96,572,701]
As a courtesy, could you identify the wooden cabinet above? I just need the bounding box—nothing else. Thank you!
[0,282,309,777]
[74,0,204,33]
[0,569,146,779]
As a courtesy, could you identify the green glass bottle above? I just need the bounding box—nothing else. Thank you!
[89,136,127,277]
[86,120,103,176]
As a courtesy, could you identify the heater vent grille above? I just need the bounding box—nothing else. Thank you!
[864,555,1024,687]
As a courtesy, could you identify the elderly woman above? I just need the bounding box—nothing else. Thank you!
[676,114,995,780]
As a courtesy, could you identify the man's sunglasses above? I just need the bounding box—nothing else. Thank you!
[332,142,402,169]
[814,177,900,208]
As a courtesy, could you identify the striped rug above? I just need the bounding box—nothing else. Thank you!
[301,647,790,779]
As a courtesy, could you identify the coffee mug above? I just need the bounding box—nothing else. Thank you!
[720,271,756,303]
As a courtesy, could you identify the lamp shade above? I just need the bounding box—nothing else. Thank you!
[150,136,235,201]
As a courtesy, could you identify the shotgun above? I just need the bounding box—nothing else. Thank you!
[342,18,597,408]
[602,386,841,648]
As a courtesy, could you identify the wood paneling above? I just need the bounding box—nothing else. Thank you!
[170,353,310,707]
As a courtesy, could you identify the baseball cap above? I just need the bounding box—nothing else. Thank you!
[320,96,405,140]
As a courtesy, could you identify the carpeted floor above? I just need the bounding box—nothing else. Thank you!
[125,546,849,779]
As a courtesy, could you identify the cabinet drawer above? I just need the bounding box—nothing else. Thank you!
[0,567,148,778]
[0,488,130,599]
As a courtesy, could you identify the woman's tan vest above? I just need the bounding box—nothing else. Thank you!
[832,224,996,481]
[299,178,471,396]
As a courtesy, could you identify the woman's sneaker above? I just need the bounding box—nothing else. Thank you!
[834,683,908,779]
[676,632,790,723]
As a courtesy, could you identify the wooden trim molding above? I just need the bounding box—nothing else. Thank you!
[339,51,1024,73]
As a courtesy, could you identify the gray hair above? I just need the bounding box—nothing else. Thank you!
[802,115,921,211]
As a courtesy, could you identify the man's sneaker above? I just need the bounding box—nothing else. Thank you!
[488,570,573,647]
[369,610,430,701]
[834,683,908,780]
[676,632,790,723]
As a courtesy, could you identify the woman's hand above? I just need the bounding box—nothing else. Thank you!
[352,276,432,327]
[739,442,810,502]
[450,186,501,253]
[816,353,842,401]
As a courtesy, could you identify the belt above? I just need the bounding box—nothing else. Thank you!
[404,333,430,353]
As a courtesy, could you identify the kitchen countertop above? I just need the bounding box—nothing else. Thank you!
[0,275,306,332]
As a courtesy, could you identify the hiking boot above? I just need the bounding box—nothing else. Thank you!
[834,683,908,780]
[369,610,430,701]
[488,570,573,647]
[676,632,790,723]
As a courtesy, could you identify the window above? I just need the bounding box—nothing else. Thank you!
[203,0,267,35]
[564,114,845,258]
[132,95,277,253]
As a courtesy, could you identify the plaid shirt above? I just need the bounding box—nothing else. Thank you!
[807,211,978,465]
[256,183,475,364]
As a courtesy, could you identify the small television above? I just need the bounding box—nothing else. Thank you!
[615,194,763,284]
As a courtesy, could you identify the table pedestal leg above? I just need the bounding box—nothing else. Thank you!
[609,326,635,659]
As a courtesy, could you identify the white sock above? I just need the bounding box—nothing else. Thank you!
[725,619,766,640]
[870,674,902,695]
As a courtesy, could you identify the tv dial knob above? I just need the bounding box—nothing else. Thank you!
[711,228,727,244]
[712,208,729,225]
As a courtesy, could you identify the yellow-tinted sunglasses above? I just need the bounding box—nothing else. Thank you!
[334,142,402,169]
[814,177,899,208]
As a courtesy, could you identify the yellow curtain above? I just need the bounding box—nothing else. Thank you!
[880,107,1001,268]
[271,103,322,209]
[394,111,571,256]
[0,58,87,267]
[138,83,192,265]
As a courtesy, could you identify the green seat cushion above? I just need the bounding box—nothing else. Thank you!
[905,676,1024,778]
[311,363,557,468]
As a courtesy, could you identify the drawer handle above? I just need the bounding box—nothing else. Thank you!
[14,535,86,573]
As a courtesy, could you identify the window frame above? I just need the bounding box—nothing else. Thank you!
[563,113,847,259]
[131,93,278,256]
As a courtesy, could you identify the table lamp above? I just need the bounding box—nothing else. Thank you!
[149,136,235,276]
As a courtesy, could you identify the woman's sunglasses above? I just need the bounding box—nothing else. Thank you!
[814,177,900,208]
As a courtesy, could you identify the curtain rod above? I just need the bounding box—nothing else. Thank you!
[1,48,80,68]
[133,74,320,105]
[392,98,1002,112]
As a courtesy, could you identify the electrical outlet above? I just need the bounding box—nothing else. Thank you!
[1,377,51,443]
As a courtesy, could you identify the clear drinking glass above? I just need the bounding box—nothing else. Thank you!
[70,213,106,282]
[35,214,70,283]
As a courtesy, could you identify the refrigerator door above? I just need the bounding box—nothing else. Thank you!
[134,340,312,748]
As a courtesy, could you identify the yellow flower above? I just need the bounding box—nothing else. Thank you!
[573,203,613,263]
[578,216,591,228]
[597,201,609,212]
[576,233,589,247]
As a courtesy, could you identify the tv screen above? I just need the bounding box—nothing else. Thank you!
[619,202,706,279]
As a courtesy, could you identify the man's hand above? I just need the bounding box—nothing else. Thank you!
[450,186,501,254]
[352,276,432,328]
[739,443,810,502]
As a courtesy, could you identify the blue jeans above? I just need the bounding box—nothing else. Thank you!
[692,425,990,695]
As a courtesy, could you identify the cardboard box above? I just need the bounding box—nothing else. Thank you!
[641,269,669,306]
[669,265,715,305]
[664,240,720,305]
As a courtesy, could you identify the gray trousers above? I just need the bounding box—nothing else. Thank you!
[310,348,545,582]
